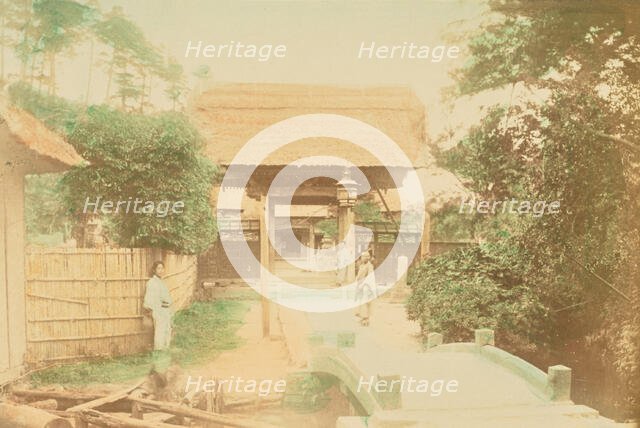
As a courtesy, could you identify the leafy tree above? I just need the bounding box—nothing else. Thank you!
[193,64,210,80]
[162,58,186,111]
[83,0,100,104]
[430,205,475,241]
[315,219,337,240]
[420,0,640,418]
[8,81,82,134]
[354,201,384,223]
[94,6,162,110]
[0,0,13,83]
[62,106,217,254]
[28,0,94,94]
[24,173,71,241]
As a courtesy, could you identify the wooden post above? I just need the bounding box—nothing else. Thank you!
[337,201,356,283]
[547,365,572,401]
[307,222,315,265]
[426,332,443,349]
[420,210,431,259]
[475,328,495,346]
[2,172,27,379]
[260,194,270,338]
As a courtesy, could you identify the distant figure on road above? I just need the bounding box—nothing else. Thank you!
[355,251,376,326]
[144,261,173,351]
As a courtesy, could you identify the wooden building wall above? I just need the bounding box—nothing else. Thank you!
[0,169,27,384]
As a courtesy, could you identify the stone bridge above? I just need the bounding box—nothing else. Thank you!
[278,309,623,428]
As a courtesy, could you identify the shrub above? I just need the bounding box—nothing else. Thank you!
[8,82,82,135]
[406,243,548,352]
[62,105,218,254]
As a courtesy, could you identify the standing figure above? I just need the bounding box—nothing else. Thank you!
[355,251,376,326]
[144,261,173,351]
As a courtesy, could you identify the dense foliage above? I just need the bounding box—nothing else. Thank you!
[8,82,82,134]
[410,1,639,418]
[63,106,217,253]
[11,83,217,254]
[407,244,547,353]
[24,174,70,245]
[1,0,187,109]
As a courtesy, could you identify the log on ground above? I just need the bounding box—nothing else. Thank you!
[0,402,73,428]
[128,396,280,428]
[79,409,176,428]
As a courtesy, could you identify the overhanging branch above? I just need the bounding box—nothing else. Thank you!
[588,128,640,154]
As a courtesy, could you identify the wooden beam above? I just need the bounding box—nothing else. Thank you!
[27,399,57,410]
[79,409,175,428]
[66,380,144,412]
[259,193,270,338]
[374,186,399,229]
[11,389,104,402]
[420,210,431,259]
[128,396,279,428]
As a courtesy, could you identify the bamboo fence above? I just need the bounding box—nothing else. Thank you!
[25,248,197,365]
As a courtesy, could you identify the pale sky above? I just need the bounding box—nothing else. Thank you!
[4,0,502,144]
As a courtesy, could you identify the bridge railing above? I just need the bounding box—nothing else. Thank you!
[426,328,572,402]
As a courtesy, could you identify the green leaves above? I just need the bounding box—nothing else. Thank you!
[62,106,218,254]
[32,0,93,53]
[445,1,640,417]
[8,82,82,134]
[406,244,548,349]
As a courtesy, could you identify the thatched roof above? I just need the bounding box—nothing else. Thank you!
[189,82,429,168]
[195,82,470,211]
[1,104,83,171]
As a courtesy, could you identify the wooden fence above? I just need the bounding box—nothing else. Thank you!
[25,248,197,365]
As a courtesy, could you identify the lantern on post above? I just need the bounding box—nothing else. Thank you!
[336,169,358,207]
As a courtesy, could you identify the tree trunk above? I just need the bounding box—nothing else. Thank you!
[84,37,94,105]
[138,71,146,113]
[29,55,35,86]
[48,52,56,95]
[1,0,5,84]
[37,56,44,91]
[105,48,114,103]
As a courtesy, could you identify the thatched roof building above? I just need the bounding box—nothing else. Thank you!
[190,83,428,168]
[1,105,83,172]
[191,82,469,210]
[0,104,83,384]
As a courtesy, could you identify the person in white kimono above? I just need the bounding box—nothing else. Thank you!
[355,251,376,326]
[144,261,173,351]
